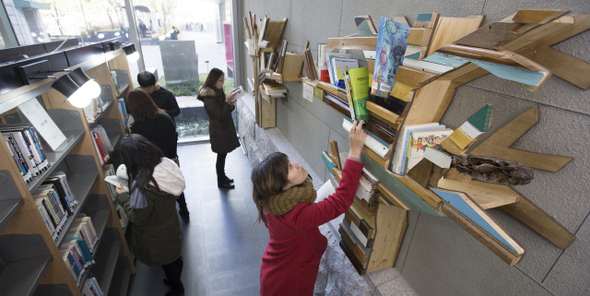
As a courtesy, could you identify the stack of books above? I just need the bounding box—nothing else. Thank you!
[1,125,50,183]
[60,216,98,288]
[90,125,112,165]
[262,81,288,97]
[82,277,104,296]
[34,171,78,241]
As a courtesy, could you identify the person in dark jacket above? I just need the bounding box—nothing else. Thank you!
[116,134,186,296]
[251,120,366,296]
[127,88,190,217]
[137,71,181,122]
[197,68,240,189]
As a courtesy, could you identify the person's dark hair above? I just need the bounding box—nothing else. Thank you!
[120,134,163,194]
[251,152,290,223]
[137,71,156,87]
[203,68,225,90]
[127,88,164,122]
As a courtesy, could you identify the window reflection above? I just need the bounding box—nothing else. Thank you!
[2,0,130,46]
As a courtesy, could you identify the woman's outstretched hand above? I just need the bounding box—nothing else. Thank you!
[348,120,367,159]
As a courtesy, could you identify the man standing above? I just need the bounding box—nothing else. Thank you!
[139,20,147,37]
[136,71,189,218]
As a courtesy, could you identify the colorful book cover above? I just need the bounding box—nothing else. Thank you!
[345,67,370,122]
[331,57,359,89]
[371,17,411,98]
[405,128,453,173]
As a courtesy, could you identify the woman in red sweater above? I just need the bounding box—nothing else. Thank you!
[251,120,367,296]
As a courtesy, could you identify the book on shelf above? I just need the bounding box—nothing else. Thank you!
[1,125,51,182]
[371,16,411,98]
[276,40,288,73]
[104,164,118,199]
[318,44,330,83]
[111,71,122,94]
[69,216,98,251]
[331,56,359,89]
[82,98,100,123]
[367,94,408,116]
[344,67,371,122]
[391,122,445,175]
[83,277,104,296]
[33,174,77,241]
[90,130,110,165]
[117,98,129,127]
[91,125,113,153]
[262,81,288,96]
[405,128,453,174]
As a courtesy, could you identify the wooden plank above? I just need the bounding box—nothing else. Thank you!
[377,183,410,210]
[500,195,574,249]
[326,37,377,51]
[340,222,371,262]
[282,53,303,82]
[366,101,399,126]
[437,169,519,210]
[415,13,440,60]
[454,22,521,50]
[470,105,573,172]
[263,19,287,49]
[407,28,425,45]
[440,202,522,265]
[259,92,276,128]
[360,152,443,216]
[329,140,341,170]
[395,66,438,87]
[366,205,407,273]
[339,240,366,275]
[437,44,527,68]
[427,16,484,57]
[402,57,454,75]
[512,10,569,24]
[389,81,413,102]
[500,15,575,50]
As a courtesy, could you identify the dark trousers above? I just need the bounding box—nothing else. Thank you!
[162,256,184,290]
[216,152,227,182]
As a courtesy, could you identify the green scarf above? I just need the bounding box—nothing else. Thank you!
[263,179,317,215]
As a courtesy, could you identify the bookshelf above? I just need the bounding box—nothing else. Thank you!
[245,14,303,128]
[0,41,135,296]
[307,10,589,272]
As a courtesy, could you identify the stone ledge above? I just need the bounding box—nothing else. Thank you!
[237,96,417,296]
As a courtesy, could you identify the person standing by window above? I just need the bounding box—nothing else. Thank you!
[197,68,240,189]
[137,71,181,122]
[126,88,190,217]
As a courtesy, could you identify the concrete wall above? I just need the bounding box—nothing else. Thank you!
[237,1,590,295]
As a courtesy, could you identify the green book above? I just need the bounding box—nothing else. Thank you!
[345,67,370,122]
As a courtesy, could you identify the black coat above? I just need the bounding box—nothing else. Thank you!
[197,87,240,154]
[130,113,178,158]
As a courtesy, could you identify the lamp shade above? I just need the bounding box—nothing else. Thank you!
[122,43,135,55]
[51,74,79,98]
[51,73,95,108]
[69,67,101,99]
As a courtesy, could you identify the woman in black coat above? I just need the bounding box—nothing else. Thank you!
[126,88,190,217]
[197,68,240,189]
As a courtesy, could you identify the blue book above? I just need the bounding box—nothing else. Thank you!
[371,17,411,98]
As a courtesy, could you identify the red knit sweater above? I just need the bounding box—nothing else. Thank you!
[260,158,364,296]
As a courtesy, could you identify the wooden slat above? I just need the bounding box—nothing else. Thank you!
[326,37,377,51]
[427,16,484,57]
[407,28,425,45]
[377,183,410,210]
[437,44,527,68]
[263,19,287,49]
[454,22,521,50]
[282,53,303,82]
[366,101,399,126]
[440,202,522,266]
[366,205,407,273]
[512,10,569,24]
[389,81,413,102]
[395,66,438,87]
[437,169,519,210]
[339,223,370,262]
[339,240,366,275]
[470,105,573,172]
[329,140,341,170]
[500,196,574,249]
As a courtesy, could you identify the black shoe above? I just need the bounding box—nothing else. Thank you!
[178,207,190,217]
[218,180,235,189]
[163,278,171,286]
[164,286,184,296]
[224,176,234,183]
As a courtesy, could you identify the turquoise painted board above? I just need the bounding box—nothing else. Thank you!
[424,53,544,87]
[431,188,519,253]
[360,153,443,217]
[416,13,434,22]
[322,151,336,176]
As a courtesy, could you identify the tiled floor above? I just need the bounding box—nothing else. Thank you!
[128,142,268,296]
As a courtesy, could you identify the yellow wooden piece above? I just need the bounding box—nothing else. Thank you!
[447,128,472,150]
[263,19,287,49]
[377,183,410,210]
[395,66,438,87]
[282,53,303,82]
[437,169,519,210]
[470,105,573,172]
[512,10,569,24]
[366,205,407,273]
[366,101,399,126]
[407,28,425,45]
[427,16,484,57]
[326,36,377,50]
[389,81,413,102]
[351,199,375,229]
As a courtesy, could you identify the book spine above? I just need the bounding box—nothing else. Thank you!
[30,127,49,163]
[3,135,26,176]
[391,126,410,174]
[9,134,33,182]
[12,131,39,176]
